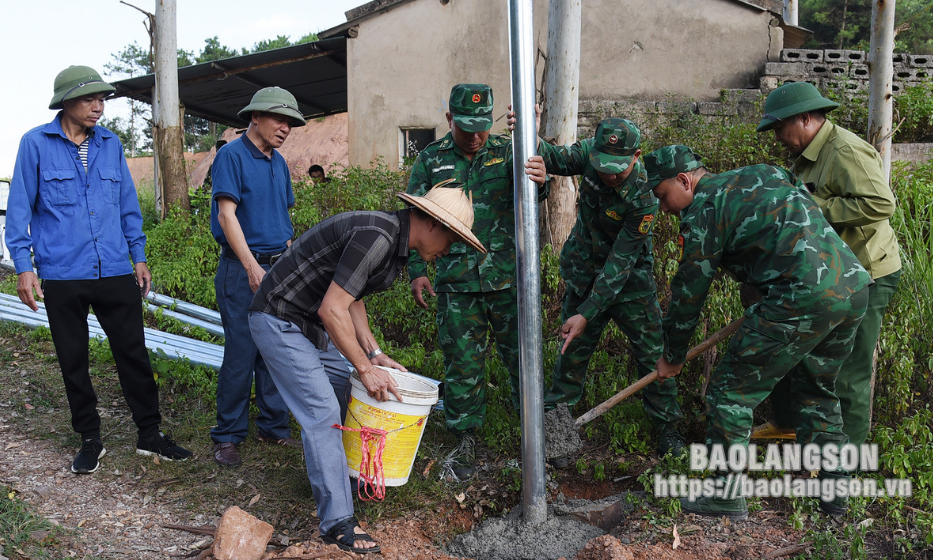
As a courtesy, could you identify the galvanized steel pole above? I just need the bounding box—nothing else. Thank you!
[783,0,799,26]
[507,0,547,526]
[868,0,896,180]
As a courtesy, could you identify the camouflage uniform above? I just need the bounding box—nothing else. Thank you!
[646,146,871,453]
[536,128,681,429]
[407,86,549,434]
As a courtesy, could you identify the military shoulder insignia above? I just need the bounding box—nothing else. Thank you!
[638,214,654,234]
[484,157,504,166]
[677,234,685,261]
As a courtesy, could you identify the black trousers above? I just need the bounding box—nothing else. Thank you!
[43,275,161,440]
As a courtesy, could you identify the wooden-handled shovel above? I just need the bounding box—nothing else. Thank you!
[573,317,746,429]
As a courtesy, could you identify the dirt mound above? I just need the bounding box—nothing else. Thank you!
[125,152,209,187]
[189,113,349,188]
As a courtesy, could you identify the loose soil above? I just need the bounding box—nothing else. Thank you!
[0,311,811,560]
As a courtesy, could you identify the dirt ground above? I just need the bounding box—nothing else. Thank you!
[1,419,810,560]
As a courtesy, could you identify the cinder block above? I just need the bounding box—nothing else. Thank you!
[810,64,849,77]
[895,68,922,80]
[892,53,907,65]
[908,54,933,68]
[781,49,823,63]
[760,76,781,91]
[849,64,870,79]
[821,78,867,93]
[824,49,866,63]
[764,62,811,77]
[892,82,904,94]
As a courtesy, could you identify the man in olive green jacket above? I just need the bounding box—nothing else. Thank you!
[757,82,901,448]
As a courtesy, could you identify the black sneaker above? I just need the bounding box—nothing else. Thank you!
[72,438,106,474]
[136,432,192,461]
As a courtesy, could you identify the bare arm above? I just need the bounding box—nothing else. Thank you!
[319,281,403,402]
[215,196,265,292]
[348,299,407,372]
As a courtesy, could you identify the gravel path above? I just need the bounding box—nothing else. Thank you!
[0,424,214,559]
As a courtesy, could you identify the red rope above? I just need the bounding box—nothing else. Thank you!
[333,423,388,501]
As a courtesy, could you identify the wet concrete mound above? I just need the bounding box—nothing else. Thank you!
[448,504,604,560]
[544,403,583,459]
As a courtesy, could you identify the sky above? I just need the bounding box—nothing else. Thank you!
[0,0,365,177]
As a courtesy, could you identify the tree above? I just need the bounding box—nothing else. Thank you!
[105,41,199,155]
[104,41,153,155]
[196,36,239,63]
[801,0,933,53]
[98,116,134,154]
[248,35,292,53]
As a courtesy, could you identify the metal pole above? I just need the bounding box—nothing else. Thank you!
[868,0,895,180]
[507,0,547,526]
[783,0,799,26]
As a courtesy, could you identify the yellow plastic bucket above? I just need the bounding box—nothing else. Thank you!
[342,366,439,486]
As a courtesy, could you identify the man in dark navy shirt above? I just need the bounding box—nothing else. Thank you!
[209,87,306,467]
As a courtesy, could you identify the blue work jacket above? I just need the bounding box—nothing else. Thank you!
[6,113,147,280]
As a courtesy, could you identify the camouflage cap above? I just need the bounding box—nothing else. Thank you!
[449,84,494,133]
[589,118,641,174]
[643,145,705,188]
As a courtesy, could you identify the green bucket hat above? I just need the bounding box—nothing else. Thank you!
[643,145,705,188]
[49,66,116,110]
[589,118,641,174]
[238,86,306,127]
[756,82,839,132]
[449,84,494,132]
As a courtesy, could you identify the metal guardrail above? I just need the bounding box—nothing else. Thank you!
[0,292,223,369]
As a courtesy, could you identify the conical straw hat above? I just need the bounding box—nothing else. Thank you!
[397,180,486,254]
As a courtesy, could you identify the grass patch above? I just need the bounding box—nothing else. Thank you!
[0,485,68,559]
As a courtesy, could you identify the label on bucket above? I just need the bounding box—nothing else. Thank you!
[343,393,430,482]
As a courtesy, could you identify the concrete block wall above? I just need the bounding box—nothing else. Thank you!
[570,49,931,162]
[761,49,931,94]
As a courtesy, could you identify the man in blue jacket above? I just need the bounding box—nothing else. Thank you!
[6,66,191,474]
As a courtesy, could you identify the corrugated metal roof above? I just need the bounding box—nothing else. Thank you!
[109,37,347,127]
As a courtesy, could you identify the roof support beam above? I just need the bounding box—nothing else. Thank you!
[112,48,338,99]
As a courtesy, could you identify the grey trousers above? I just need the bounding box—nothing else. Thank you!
[248,311,355,534]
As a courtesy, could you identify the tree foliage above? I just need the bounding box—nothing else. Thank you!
[106,31,320,156]
[801,0,933,54]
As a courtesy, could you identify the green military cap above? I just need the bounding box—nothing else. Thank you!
[589,118,641,174]
[643,145,705,187]
[756,82,839,132]
[238,86,307,128]
[49,66,116,110]
[449,84,494,132]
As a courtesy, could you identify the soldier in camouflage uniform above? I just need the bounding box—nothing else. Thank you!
[407,84,548,480]
[645,145,871,519]
[535,118,683,457]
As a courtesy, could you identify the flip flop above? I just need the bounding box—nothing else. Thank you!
[321,516,381,555]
